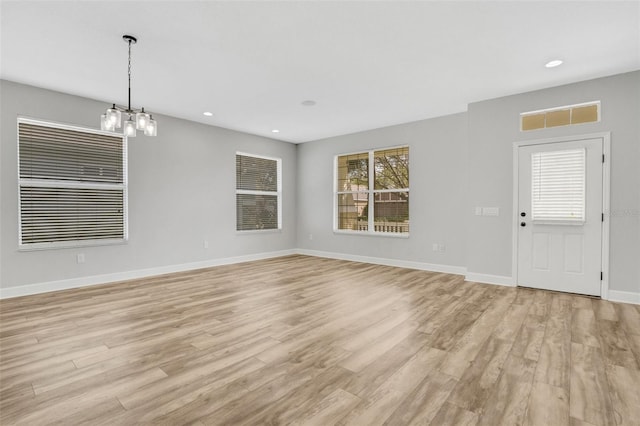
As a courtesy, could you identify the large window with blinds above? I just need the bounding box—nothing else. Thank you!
[18,118,127,249]
[235,153,281,231]
[335,146,409,235]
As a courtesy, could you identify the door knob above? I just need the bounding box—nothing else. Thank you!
[520,222,526,227]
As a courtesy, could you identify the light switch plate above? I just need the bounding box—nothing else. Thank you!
[483,207,500,216]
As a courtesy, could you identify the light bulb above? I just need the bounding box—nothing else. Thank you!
[106,106,121,128]
[101,114,116,131]
[144,117,157,136]
[100,114,108,131]
[136,109,150,130]
[124,117,136,137]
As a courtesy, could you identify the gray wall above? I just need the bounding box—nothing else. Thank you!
[2,71,638,295]
[296,71,638,294]
[1,80,297,289]
[296,112,468,270]
[467,71,639,293]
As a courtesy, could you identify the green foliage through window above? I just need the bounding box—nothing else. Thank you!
[336,146,409,234]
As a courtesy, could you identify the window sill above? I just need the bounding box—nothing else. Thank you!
[18,238,128,251]
[333,230,409,239]
[236,229,283,236]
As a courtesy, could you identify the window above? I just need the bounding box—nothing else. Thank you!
[335,146,409,234]
[521,101,600,131]
[18,118,127,249]
[531,148,585,222]
[236,153,281,231]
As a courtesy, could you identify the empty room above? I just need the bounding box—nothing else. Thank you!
[1,1,639,425]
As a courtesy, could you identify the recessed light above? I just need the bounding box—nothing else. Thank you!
[545,60,563,68]
[272,129,280,133]
[203,111,213,117]
[301,100,316,106]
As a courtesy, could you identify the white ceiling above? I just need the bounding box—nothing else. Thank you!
[1,1,639,143]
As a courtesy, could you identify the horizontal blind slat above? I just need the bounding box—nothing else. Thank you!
[531,148,585,221]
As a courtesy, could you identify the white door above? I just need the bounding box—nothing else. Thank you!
[517,138,603,296]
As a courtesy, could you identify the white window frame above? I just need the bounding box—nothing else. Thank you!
[333,145,409,237]
[520,100,601,131]
[235,152,282,233]
[17,117,128,250]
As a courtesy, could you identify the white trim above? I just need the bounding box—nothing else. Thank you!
[235,151,281,162]
[296,249,466,275]
[520,100,600,117]
[607,290,640,306]
[2,249,633,303]
[465,273,516,287]
[332,230,409,239]
[512,132,611,297]
[0,249,296,299]
[235,152,282,231]
[18,115,123,138]
[19,179,124,190]
[601,136,611,300]
[333,146,410,235]
[17,117,129,250]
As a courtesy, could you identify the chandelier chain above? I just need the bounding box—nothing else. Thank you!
[127,39,132,112]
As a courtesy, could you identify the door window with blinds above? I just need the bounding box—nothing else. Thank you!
[531,148,585,223]
[18,119,127,249]
[236,153,281,231]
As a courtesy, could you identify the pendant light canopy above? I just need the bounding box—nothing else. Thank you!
[100,35,157,137]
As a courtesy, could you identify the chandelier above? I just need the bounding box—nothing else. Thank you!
[100,35,157,137]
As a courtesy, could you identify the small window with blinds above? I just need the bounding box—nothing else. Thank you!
[236,153,281,231]
[18,119,127,249]
[531,148,585,223]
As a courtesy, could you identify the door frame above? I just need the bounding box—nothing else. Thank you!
[512,132,611,298]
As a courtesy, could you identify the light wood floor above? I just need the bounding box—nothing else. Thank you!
[1,255,639,425]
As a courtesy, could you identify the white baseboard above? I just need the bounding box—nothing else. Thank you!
[5,248,632,304]
[295,249,467,275]
[607,289,640,305]
[0,249,297,299]
[465,272,515,287]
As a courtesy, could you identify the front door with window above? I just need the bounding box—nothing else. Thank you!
[517,138,603,296]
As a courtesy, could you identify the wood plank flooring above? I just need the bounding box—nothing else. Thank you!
[1,255,639,425]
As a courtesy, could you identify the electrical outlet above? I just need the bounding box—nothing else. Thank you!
[77,254,85,264]
[438,244,446,252]
[432,243,439,252]
[203,240,209,249]
[309,234,313,240]
[475,207,483,216]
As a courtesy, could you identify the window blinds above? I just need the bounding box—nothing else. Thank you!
[235,154,280,231]
[18,121,126,247]
[531,148,585,222]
